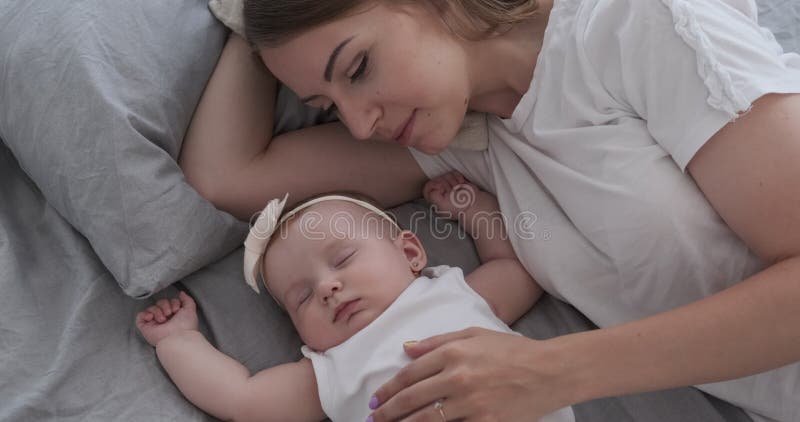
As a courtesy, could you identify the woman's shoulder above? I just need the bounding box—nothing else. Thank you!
[541,0,668,71]
[576,0,670,46]
[577,0,759,45]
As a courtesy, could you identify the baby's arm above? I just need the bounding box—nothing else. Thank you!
[424,171,543,325]
[136,292,325,422]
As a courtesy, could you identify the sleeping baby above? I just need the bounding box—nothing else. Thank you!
[135,171,574,422]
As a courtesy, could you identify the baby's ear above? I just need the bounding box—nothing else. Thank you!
[397,230,428,269]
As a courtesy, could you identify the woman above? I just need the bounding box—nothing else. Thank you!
[179,0,800,421]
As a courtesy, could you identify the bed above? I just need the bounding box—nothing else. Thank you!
[1,1,797,420]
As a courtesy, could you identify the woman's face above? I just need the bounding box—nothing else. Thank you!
[260,2,471,154]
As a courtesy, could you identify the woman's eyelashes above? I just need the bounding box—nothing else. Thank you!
[318,52,370,113]
[348,52,369,83]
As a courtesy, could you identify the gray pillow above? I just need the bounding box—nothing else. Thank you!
[0,1,246,298]
[758,0,799,53]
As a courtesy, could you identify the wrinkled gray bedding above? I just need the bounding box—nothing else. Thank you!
[1,0,798,420]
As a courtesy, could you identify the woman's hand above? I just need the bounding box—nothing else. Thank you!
[368,327,572,421]
[135,291,199,347]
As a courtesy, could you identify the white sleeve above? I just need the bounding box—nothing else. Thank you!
[582,0,800,170]
[408,144,496,194]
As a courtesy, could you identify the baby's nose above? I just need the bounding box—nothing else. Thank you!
[318,279,342,303]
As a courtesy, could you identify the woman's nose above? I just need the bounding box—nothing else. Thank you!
[336,97,380,141]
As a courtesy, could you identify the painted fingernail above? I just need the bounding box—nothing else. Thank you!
[403,340,419,348]
[369,395,379,410]
[366,416,374,422]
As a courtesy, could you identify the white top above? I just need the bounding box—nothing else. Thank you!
[301,265,575,422]
[410,1,800,421]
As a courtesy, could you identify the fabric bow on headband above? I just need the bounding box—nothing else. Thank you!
[243,193,289,293]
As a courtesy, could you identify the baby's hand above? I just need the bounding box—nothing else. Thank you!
[424,171,485,220]
[135,291,199,347]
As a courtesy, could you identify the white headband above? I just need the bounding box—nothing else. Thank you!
[243,194,401,294]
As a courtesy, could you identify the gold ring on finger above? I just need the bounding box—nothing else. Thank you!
[434,399,447,421]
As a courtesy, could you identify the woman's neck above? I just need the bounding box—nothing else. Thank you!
[464,0,554,118]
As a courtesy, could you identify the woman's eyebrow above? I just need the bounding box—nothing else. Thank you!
[324,36,355,82]
[299,36,357,104]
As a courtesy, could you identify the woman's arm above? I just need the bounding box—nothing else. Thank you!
[179,34,427,220]
[561,93,800,401]
[544,93,800,404]
[367,93,800,421]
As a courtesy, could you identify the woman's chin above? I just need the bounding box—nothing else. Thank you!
[412,138,449,155]
[415,145,444,155]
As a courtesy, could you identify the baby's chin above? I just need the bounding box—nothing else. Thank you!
[302,311,376,352]
[305,335,348,353]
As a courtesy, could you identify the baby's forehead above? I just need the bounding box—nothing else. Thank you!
[264,201,378,258]
[300,200,374,219]
[285,201,388,236]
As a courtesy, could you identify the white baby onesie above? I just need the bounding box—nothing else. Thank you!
[301,265,575,422]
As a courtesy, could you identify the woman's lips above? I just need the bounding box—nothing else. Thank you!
[333,299,360,323]
[393,110,417,146]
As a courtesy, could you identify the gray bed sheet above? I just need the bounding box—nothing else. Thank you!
[3,0,799,420]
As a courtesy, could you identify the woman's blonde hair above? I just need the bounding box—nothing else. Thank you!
[243,0,540,48]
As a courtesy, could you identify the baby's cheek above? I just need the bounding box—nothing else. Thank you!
[296,318,337,351]
[296,326,319,349]
[290,316,312,343]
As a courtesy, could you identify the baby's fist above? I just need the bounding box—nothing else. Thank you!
[136,291,199,347]
[423,171,481,219]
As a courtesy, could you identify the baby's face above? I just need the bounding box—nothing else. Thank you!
[262,201,425,351]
